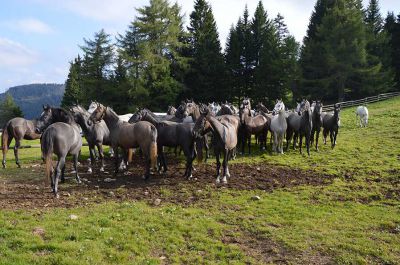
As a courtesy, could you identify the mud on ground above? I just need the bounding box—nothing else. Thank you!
[0,155,335,210]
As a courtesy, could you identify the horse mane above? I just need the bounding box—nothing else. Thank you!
[51,107,75,124]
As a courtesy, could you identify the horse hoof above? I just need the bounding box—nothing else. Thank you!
[216,177,221,184]
[222,176,227,184]
[55,193,60,199]
[187,174,193,180]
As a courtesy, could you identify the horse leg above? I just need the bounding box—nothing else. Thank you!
[333,128,338,148]
[273,133,278,153]
[215,151,221,183]
[299,133,303,154]
[306,132,311,156]
[53,156,66,198]
[323,129,328,145]
[61,163,66,183]
[247,133,251,155]
[222,150,229,183]
[226,150,232,178]
[97,143,105,172]
[315,129,320,151]
[2,134,12,169]
[329,130,334,148]
[87,144,95,174]
[114,147,119,175]
[73,154,81,183]
[286,130,291,151]
[14,139,21,168]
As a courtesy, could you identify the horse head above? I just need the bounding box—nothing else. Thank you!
[273,100,285,115]
[89,103,106,124]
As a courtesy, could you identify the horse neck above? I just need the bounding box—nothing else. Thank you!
[103,108,121,128]
[190,105,201,122]
[206,115,226,140]
[55,109,78,128]
[76,114,90,133]
[142,112,160,126]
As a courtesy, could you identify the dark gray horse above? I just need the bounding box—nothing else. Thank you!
[322,104,340,149]
[35,105,82,198]
[217,102,238,116]
[193,105,237,184]
[89,103,158,179]
[311,101,323,151]
[130,109,197,179]
[70,105,111,173]
[286,100,313,156]
[2,117,41,168]
[167,106,176,115]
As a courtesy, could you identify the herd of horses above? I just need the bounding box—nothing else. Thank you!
[1,98,369,197]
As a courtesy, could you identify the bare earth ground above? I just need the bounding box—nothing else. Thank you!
[0,155,334,210]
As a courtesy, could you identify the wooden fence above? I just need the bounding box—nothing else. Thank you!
[323,91,400,112]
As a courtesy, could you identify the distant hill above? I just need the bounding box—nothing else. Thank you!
[0,84,65,119]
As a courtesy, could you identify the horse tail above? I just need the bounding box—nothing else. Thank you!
[149,126,157,169]
[41,129,54,184]
[1,122,9,155]
[127,149,133,163]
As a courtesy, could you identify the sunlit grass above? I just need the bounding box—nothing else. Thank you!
[0,97,399,264]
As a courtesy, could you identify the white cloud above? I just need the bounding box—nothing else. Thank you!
[3,18,54,34]
[0,38,38,67]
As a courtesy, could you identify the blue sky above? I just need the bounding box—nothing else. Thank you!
[0,0,398,93]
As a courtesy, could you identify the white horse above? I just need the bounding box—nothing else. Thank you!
[270,100,287,154]
[355,106,369,127]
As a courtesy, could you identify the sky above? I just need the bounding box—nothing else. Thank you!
[0,0,399,93]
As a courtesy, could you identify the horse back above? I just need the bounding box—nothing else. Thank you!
[45,122,82,155]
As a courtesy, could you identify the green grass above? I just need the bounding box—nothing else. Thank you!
[1,97,400,264]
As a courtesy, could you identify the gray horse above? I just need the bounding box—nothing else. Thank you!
[70,105,111,173]
[2,117,41,168]
[89,103,158,179]
[193,105,237,184]
[286,99,313,156]
[311,101,323,151]
[35,105,82,198]
[322,104,341,149]
[130,109,197,179]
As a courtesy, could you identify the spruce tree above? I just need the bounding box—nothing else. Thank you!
[225,24,242,102]
[61,56,83,108]
[133,0,188,111]
[185,0,226,102]
[79,29,114,104]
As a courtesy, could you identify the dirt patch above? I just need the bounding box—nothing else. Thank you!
[0,155,335,210]
[222,229,333,265]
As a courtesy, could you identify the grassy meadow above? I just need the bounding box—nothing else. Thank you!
[0,97,399,264]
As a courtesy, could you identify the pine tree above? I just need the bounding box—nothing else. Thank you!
[61,56,83,108]
[385,12,400,90]
[79,29,114,104]
[185,0,226,102]
[225,24,242,102]
[133,0,188,111]
[0,94,23,127]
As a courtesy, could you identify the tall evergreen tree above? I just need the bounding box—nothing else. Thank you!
[385,12,400,89]
[225,24,242,102]
[0,94,23,127]
[184,0,226,102]
[133,0,188,111]
[79,29,114,104]
[61,56,83,108]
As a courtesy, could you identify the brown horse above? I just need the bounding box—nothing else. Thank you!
[89,103,158,179]
[193,105,237,184]
[2,117,41,168]
[239,107,270,154]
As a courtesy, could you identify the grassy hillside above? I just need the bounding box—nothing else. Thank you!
[0,97,399,264]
